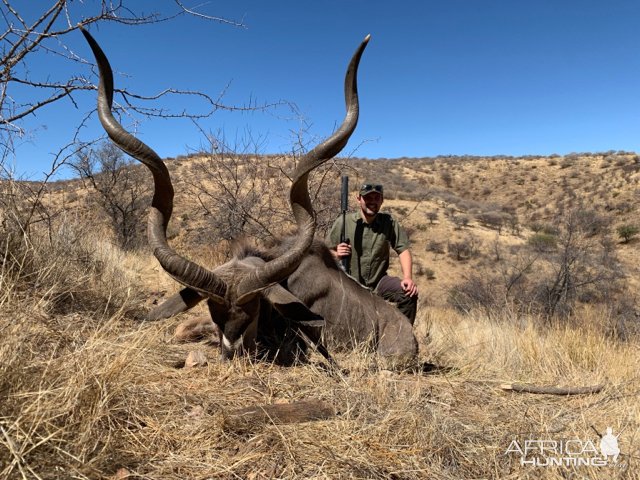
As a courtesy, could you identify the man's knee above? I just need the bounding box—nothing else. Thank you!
[397,294,418,325]
[377,278,418,325]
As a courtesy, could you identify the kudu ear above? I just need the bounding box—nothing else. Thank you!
[146,286,226,320]
[236,285,278,306]
[262,285,325,328]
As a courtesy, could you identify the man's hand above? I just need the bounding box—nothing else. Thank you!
[401,278,418,297]
[335,242,352,258]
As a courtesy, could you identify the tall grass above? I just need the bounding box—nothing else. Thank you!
[1,288,638,478]
[0,212,141,316]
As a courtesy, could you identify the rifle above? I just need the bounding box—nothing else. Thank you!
[340,175,351,274]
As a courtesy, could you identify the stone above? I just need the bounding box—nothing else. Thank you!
[184,350,208,368]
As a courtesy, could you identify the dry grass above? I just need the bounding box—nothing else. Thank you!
[2,153,639,478]
[1,261,638,478]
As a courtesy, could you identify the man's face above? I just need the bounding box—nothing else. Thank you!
[357,191,383,218]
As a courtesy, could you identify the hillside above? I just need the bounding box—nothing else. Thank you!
[1,151,638,478]
[46,150,640,315]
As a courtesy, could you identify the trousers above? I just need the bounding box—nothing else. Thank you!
[375,275,418,325]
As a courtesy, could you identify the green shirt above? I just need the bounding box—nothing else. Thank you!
[327,211,410,289]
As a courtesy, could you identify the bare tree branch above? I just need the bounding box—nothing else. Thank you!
[174,0,246,27]
[0,1,248,155]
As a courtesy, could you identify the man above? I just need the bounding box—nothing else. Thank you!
[327,183,418,324]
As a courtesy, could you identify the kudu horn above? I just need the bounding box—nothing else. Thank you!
[81,26,369,301]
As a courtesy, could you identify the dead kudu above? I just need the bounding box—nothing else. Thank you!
[82,28,417,369]
[149,233,419,371]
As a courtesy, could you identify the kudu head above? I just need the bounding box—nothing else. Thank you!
[81,28,369,360]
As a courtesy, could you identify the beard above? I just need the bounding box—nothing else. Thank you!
[363,203,380,216]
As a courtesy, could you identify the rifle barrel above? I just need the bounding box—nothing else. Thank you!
[340,175,350,274]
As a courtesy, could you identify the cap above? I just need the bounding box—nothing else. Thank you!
[359,183,384,196]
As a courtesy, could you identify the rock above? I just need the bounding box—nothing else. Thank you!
[184,350,208,368]
[113,468,131,479]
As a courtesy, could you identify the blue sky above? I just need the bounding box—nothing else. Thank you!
[7,1,640,179]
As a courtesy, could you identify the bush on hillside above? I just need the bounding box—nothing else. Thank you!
[617,224,639,243]
[449,208,625,322]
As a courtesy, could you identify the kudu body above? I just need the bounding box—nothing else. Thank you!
[278,239,418,366]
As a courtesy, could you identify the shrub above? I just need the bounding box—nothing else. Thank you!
[449,207,625,321]
[617,224,639,243]
[529,222,559,236]
[415,263,435,280]
[447,236,482,262]
[452,215,470,230]
[573,209,610,237]
[426,240,445,255]
[476,211,506,234]
[559,158,575,169]
[440,171,453,187]
[448,274,499,317]
[71,142,151,250]
[527,232,557,252]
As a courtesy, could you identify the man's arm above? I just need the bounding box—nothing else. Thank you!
[389,216,417,297]
[326,216,351,261]
[398,249,418,297]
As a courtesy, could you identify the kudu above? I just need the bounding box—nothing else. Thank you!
[154,238,419,369]
[81,27,371,363]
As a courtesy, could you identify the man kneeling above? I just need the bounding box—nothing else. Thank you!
[327,183,418,324]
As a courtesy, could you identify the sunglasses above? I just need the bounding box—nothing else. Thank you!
[360,184,384,195]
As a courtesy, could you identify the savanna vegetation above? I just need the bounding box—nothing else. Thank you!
[1,149,639,479]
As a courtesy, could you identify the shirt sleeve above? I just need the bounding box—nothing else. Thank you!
[326,216,342,248]
[391,217,410,254]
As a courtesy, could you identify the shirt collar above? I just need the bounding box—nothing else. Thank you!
[353,210,380,226]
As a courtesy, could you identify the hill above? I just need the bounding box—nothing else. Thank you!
[44,150,640,316]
